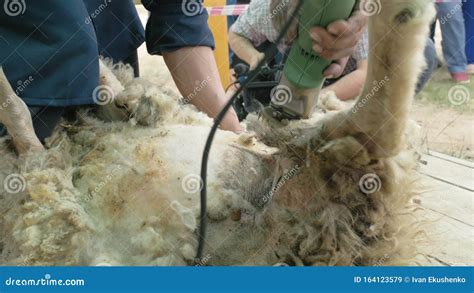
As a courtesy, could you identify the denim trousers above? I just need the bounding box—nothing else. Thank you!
[436,2,468,73]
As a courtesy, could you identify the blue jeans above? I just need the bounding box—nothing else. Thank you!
[436,2,468,73]
[463,0,474,64]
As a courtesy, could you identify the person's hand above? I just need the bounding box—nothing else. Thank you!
[249,52,266,70]
[323,57,349,79]
[310,10,368,63]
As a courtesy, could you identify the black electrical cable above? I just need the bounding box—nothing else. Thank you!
[194,0,305,264]
[225,81,239,92]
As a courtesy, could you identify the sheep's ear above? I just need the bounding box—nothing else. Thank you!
[231,133,280,161]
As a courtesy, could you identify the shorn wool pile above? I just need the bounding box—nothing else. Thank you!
[0,0,434,266]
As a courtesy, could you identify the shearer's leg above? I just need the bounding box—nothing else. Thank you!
[28,106,80,142]
[436,2,468,81]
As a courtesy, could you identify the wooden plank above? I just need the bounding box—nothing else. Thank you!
[420,154,474,191]
[414,175,474,266]
[416,176,474,226]
[428,151,474,169]
[415,207,474,266]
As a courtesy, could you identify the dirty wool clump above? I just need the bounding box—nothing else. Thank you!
[0,74,227,266]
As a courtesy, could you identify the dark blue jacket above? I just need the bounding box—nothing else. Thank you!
[84,0,145,62]
[0,0,213,107]
[0,0,144,106]
[0,0,100,106]
[142,0,214,55]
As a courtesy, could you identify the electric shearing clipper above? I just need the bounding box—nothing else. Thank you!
[267,0,357,120]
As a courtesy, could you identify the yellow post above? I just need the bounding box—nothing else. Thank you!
[205,0,231,88]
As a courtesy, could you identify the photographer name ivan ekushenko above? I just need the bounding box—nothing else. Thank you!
[355,276,468,284]
[412,276,467,284]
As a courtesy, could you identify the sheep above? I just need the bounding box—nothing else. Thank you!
[0,0,434,266]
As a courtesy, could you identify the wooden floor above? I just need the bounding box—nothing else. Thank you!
[415,151,473,266]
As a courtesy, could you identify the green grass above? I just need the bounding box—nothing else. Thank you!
[416,66,473,113]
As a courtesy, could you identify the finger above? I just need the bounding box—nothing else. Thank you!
[324,57,349,78]
[327,12,368,36]
[311,27,359,51]
[323,63,344,79]
[310,27,335,46]
[318,47,355,61]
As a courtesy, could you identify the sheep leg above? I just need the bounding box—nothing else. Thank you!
[323,0,435,158]
[0,68,44,154]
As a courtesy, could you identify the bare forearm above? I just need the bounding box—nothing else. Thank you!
[228,31,263,69]
[163,46,241,132]
[324,68,367,101]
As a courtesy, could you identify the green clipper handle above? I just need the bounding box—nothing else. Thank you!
[283,0,357,89]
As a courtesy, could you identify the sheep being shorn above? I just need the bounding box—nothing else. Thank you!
[0,0,434,266]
